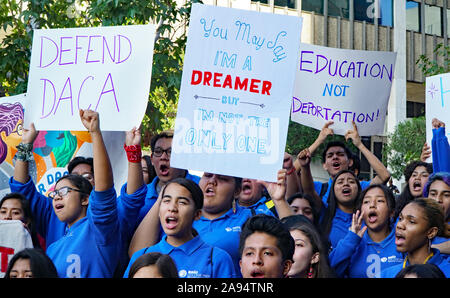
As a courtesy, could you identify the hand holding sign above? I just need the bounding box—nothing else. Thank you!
[21,123,38,145]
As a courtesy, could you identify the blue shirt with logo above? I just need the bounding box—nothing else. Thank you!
[329,226,403,278]
[123,235,237,278]
[193,205,254,277]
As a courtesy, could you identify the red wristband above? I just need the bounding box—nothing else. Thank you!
[286,167,296,175]
[124,144,142,163]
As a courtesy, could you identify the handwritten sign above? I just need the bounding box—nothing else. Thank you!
[0,94,127,197]
[425,72,450,162]
[171,3,302,182]
[291,43,397,136]
[25,24,155,131]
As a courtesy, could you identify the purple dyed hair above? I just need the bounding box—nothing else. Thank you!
[0,102,24,164]
[423,172,450,197]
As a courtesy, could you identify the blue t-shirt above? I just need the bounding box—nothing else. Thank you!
[46,187,121,278]
[237,196,276,217]
[314,177,371,207]
[193,205,254,277]
[380,249,450,278]
[329,226,403,278]
[123,235,237,278]
[138,172,201,223]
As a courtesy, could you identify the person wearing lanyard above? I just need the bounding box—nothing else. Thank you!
[380,198,450,278]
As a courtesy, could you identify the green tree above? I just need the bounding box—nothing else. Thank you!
[382,116,426,180]
[416,43,450,77]
[0,0,201,148]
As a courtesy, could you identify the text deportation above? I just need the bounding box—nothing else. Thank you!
[38,34,132,68]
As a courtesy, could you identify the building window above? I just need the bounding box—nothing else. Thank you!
[425,4,442,36]
[406,101,425,118]
[354,0,393,27]
[328,0,350,18]
[302,0,324,14]
[406,1,420,32]
[448,9,450,37]
[252,0,296,8]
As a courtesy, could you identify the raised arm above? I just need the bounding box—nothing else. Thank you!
[297,148,322,210]
[79,109,113,191]
[293,121,334,172]
[431,118,450,173]
[128,191,163,257]
[124,126,144,194]
[260,169,293,219]
[345,121,390,185]
[283,152,300,199]
[13,123,38,184]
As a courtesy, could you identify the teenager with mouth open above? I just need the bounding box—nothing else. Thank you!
[124,178,236,278]
[136,130,200,225]
[239,214,294,278]
[293,121,391,208]
[381,198,450,278]
[129,169,294,277]
[328,184,403,278]
[297,146,361,250]
[11,110,121,277]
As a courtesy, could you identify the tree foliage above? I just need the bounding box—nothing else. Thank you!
[416,43,450,77]
[382,116,426,180]
[0,0,201,148]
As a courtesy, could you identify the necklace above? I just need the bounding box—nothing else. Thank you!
[402,251,434,268]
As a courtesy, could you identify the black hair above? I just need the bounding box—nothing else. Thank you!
[395,263,446,278]
[128,252,178,278]
[355,184,396,214]
[55,174,93,199]
[320,170,361,241]
[4,248,58,278]
[286,192,320,227]
[142,154,157,183]
[150,130,174,152]
[239,214,294,262]
[67,156,94,174]
[281,215,336,278]
[321,141,353,164]
[162,177,204,210]
[394,160,433,219]
[349,152,361,177]
[0,193,41,249]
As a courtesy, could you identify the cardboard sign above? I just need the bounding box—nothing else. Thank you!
[171,3,303,182]
[25,24,155,131]
[291,43,397,136]
[425,72,450,162]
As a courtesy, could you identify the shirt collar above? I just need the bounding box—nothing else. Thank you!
[159,235,205,256]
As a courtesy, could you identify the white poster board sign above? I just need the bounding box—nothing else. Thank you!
[425,72,450,162]
[171,3,303,182]
[25,24,155,131]
[0,220,34,277]
[291,43,397,136]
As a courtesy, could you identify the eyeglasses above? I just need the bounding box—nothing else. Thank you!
[48,186,88,199]
[153,147,171,157]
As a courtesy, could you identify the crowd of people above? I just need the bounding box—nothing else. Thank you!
[0,109,448,279]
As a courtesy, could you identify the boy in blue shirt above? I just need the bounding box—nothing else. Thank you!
[124,178,236,278]
[239,214,294,278]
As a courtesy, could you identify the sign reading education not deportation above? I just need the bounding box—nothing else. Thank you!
[171,3,303,182]
[25,24,155,131]
[291,43,397,136]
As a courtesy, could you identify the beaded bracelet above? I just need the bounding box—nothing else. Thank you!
[124,143,142,163]
[14,143,34,162]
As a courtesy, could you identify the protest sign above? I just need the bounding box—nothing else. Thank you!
[425,72,450,162]
[0,220,34,277]
[291,43,397,136]
[171,3,303,182]
[0,94,127,197]
[25,24,155,131]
